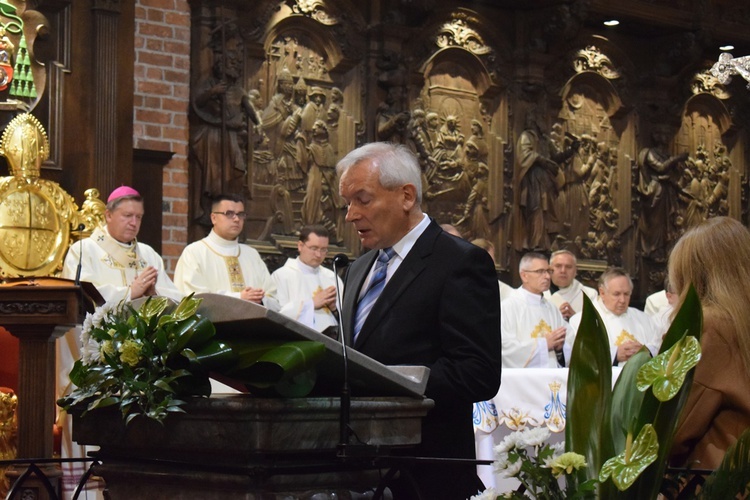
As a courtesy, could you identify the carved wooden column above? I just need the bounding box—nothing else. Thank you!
[92,0,123,193]
[0,279,82,498]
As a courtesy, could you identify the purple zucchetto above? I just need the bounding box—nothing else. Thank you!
[107,185,141,203]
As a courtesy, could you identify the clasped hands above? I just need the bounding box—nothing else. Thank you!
[313,286,337,312]
[130,266,158,299]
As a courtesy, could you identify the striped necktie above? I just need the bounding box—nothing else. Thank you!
[353,247,396,343]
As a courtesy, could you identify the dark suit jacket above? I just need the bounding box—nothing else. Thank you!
[342,219,502,463]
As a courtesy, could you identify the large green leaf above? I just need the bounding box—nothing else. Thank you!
[610,349,651,453]
[631,284,703,499]
[169,316,216,352]
[566,293,615,494]
[230,341,326,384]
[186,341,237,369]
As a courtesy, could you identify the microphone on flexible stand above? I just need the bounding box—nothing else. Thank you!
[73,224,86,286]
[331,253,352,455]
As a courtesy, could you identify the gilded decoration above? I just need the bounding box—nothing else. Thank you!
[0,388,17,497]
[573,46,621,80]
[0,114,79,278]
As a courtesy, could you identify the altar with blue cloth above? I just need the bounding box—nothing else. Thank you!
[474,367,622,490]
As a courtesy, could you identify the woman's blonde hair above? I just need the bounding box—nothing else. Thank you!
[668,216,750,374]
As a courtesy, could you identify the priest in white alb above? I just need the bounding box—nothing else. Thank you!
[501,252,571,368]
[174,193,279,310]
[566,267,661,365]
[271,224,342,338]
[544,249,598,320]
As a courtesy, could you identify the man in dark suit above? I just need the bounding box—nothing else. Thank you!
[337,142,501,499]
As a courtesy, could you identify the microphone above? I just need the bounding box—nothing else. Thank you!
[73,224,86,286]
[331,253,352,454]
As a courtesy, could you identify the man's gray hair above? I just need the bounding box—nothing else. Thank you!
[550,249,577,265]
[106,194,142,212]
[598,267,633,290]
[519,252,548,273]
[336,142,423,205]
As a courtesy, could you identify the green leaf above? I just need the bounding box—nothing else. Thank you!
[139,296,169,322]
[609,349,651,453]
[169,294,202,322]
[636,335,701,402]
[153,379,176,393]
[169,316,216,352]
[566,293,614,494]
[90,396,119,410]
[189,341,237,369]
[230,341,326,386]
[599,424,659,491]
[631,284,703,499]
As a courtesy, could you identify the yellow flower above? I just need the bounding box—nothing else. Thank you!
[119,339,142,367]
[100,340,115,359]
[548,452,587,477]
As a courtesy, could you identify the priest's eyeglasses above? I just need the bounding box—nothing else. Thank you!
[523,268,553,275]
[213,211,247,220]
[302,243,329,254]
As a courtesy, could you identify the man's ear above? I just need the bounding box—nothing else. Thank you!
[401,183,418,211]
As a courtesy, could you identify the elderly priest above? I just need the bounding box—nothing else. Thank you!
[62,185,183,303]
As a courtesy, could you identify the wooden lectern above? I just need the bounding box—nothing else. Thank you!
[0,278,88,498]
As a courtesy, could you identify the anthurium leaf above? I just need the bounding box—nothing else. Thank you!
[139,296,169,321]
[636,335,701,402]
[632,284,702,499]
[169,294,202,322]
[566,293,614,494]
[599,424,659,491]
[610,348,651,452]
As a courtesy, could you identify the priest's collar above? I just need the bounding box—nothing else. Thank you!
[104,224,136,249]
[207,229,240,249]
[296,257,319,274]
[519,285,547,305]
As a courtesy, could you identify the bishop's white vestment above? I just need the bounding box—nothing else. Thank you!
[501,287,570,368]
[271,257,342,332]
[62,225,183,303]
[174,230,279,310]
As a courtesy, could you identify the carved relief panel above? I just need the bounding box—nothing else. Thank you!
[188,0,365,257]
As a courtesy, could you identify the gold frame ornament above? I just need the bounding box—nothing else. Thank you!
[0,113,78,277]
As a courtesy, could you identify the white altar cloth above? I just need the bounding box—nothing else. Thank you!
[474,367,622,490]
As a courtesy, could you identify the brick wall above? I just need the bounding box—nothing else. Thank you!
[133,0,191,274]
